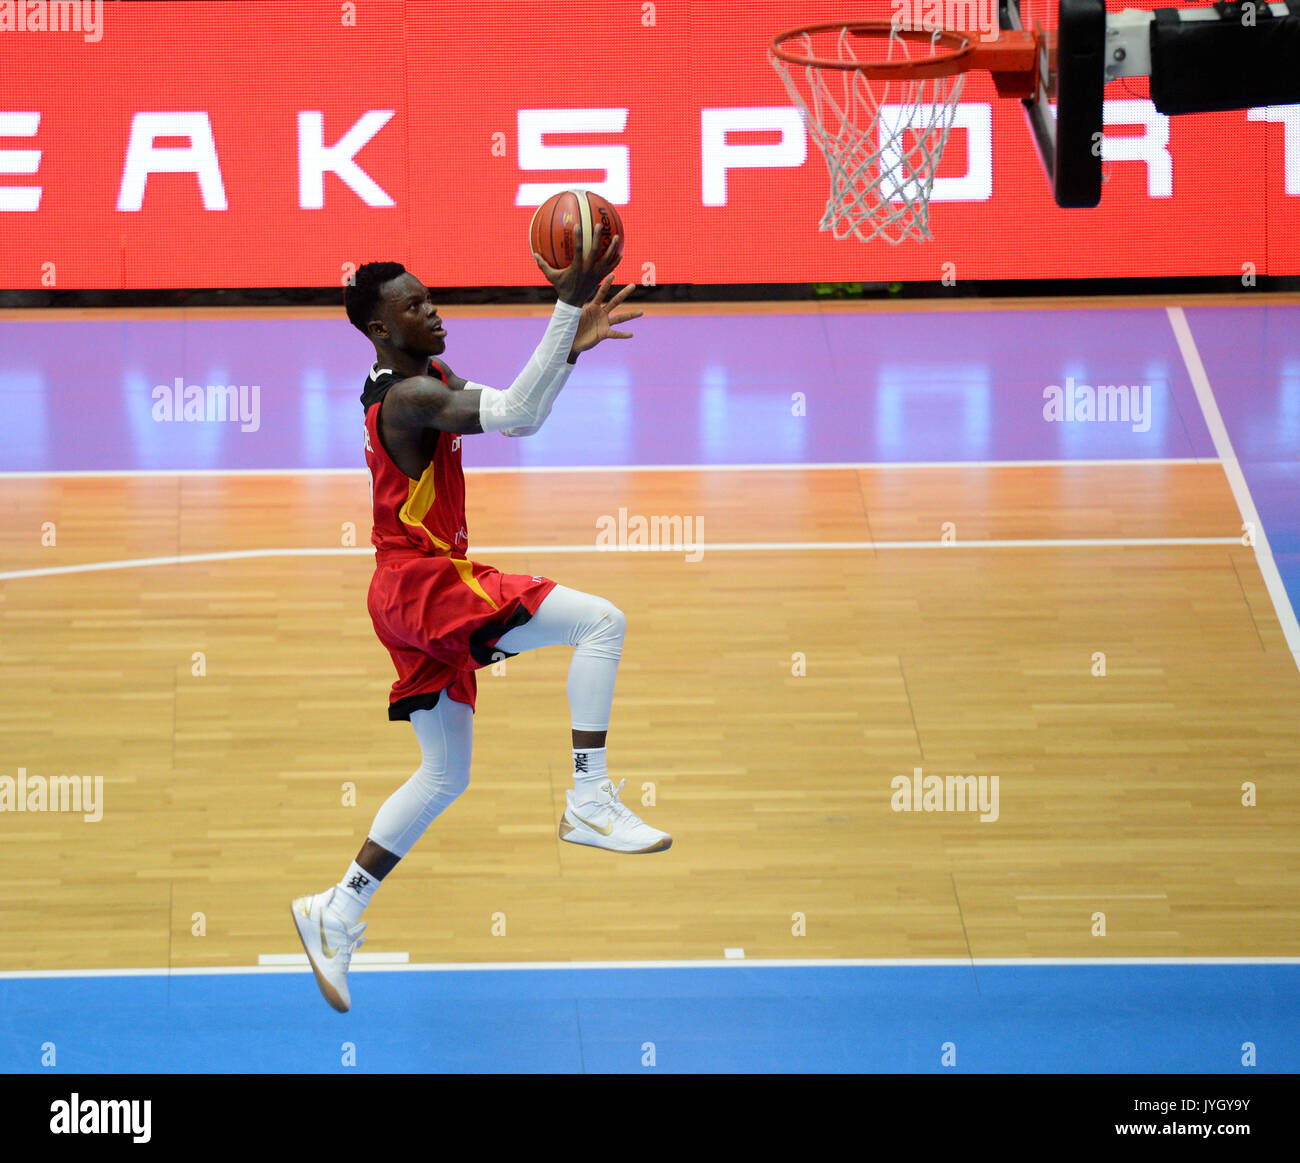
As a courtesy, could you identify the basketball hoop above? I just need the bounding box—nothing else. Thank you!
[769,21,1043,244]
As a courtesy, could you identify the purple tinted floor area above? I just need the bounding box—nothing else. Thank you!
[0,308,1215,473]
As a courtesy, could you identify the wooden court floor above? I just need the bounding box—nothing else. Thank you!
[1,462,1298,971]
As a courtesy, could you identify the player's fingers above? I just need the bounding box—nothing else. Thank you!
[533,251,561,281]
[608,283,636,308]
[569,223,586,274]
[608,308,643,324]
[597,234,622,271]
[606,330,634,339]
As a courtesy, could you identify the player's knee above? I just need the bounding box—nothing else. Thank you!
[573,599,624,661]
[579,601,625,659]
[596,601,626,643]
[415,759,470,804]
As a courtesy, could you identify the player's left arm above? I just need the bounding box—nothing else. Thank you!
[427,243,637,438]
[500,278,641,438]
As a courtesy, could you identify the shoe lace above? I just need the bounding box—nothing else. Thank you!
[336,922,366,967]
[604,778,640,823]
[323,891,367,960]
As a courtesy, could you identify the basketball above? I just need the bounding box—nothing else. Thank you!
[529,189,623,270]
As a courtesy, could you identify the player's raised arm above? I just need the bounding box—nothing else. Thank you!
[380,288,584,438]
[377,224,629,440]
[496,275,642,437]
[467,222,625,436]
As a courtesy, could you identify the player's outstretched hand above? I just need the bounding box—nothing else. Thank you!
[534,220,624,308]
[569,276,641,358]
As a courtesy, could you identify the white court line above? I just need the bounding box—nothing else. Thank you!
[0,457,1215,480]
[258,952,409,966]
[1167,306,1300,672]
[1,955,1297,981]
[0,537,1244,582]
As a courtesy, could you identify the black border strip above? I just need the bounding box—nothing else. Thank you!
[2,276,1297,310]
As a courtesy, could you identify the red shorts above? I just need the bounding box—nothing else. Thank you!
[367,551,557,718]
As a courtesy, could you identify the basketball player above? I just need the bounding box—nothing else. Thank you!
[292,226,668,1013]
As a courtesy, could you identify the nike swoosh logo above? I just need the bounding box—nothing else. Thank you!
[319,916,338,958]
[571,809,613,837]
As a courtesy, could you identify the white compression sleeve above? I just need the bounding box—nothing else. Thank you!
[500,361,575,438]
[474,300,582,433]
[492,585,626,732]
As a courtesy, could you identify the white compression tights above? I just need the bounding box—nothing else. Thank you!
[366,585,626,858]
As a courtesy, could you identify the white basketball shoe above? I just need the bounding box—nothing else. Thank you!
[291,889,367,1013]
[559,778,672,853]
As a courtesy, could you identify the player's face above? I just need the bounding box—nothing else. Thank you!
[375,273,447,356]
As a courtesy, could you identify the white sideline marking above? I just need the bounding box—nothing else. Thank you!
[1,956,1297,980]
[0,457,1215,480]
[1167,306,1300,672]
[258,952,409,966]
[0,537,1245,582]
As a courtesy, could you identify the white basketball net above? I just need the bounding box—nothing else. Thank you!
[769,26,966,244]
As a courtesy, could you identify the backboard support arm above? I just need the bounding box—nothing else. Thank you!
[1002,0,1107,208]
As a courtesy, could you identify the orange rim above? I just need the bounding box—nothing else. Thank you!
[769,21,975,79]
[770,20,1042,88]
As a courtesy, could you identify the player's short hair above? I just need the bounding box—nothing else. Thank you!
[345,261,408,336]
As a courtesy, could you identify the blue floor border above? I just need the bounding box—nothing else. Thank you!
[2,962,1296,1073]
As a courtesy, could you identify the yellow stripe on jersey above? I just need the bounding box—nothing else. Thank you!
[398,465,451,551]
[452,557,499,610]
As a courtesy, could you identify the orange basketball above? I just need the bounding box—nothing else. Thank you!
[529,189,624,270]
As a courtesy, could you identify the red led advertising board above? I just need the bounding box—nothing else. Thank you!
[0,0,1295,288]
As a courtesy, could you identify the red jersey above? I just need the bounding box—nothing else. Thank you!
[359,359,557,720]
[363,361,468,558]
